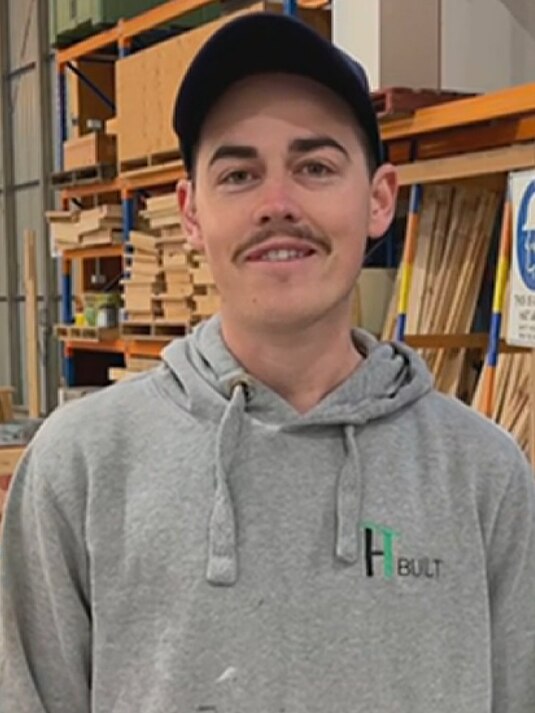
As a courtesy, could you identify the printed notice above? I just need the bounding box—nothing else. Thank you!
[507,170,535,347]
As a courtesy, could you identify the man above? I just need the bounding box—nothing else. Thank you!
[1,12,535,713]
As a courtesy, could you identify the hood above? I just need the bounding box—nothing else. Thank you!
[161,315,433,586]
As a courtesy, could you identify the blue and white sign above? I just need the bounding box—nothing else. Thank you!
[508,170,535,347]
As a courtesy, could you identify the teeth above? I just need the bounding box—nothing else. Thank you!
[260,249,309,262]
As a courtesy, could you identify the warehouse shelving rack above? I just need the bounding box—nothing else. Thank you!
[53,0,535,395]
[53,0,316,385]
[381,85,535,433]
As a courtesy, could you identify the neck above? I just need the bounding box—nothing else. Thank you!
[220,309,362,413]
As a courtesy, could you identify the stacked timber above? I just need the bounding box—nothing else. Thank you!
[190,253,220,323]
[472,286,535,462]
[132,192,220,327]
[122,230,163,322]
[141,194,193,324]
[46,205,122,253]
[474,352,533,456]
[382,183,502,399]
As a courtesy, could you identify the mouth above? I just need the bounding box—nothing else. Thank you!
[246,247,317,263]
[243,240,320,264]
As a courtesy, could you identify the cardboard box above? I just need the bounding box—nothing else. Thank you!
[63,132,117,171]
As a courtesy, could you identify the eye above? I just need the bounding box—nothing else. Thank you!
[298,161,335,178]
[220,169,256,185]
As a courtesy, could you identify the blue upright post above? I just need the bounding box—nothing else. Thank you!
[63,346,75,387]
[283,0,298,16]
[122,192,135,241]
[57,66,68,170]
[119,38,131,59]
[61,262,73,324]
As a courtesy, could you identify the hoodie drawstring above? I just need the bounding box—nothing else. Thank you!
[206,381,247,586]
[336,425,363,564]
[207,387,363,585]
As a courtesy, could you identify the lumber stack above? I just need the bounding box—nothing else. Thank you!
[382,183,501,398]
[122,230,164,322]
[190,253,220,323]
[124,192,220,327]
[473,351,533,458]
[471,285,535,463]
[140,194,193,323]
[46,205,123,253]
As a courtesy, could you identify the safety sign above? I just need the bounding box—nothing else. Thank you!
[507,170,535,347]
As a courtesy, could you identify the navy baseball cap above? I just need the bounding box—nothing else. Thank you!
[172,12,384,175]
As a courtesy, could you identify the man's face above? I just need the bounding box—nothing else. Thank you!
[180,73,397,332]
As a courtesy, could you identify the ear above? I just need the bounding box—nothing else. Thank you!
[368,163,398,240]
[177,179,204,252]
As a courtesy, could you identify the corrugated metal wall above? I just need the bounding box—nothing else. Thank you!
[0,0,58,413]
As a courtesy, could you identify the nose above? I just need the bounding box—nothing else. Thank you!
[252,178,303,226]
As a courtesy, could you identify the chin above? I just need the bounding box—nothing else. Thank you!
[241,303,332,333]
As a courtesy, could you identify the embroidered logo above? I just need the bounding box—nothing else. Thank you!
[362,521,443,580]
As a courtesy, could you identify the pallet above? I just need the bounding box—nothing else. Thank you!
[120,149,182,174]
[54,324,119,342]
[120,320,189,340]
[51,163,116,188]
[372,87,472,121]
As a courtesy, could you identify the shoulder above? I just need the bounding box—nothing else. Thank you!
[414,389,532,488]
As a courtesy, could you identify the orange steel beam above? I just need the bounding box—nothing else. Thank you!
[64,339,126,354]
[61,178,122,200]
[386,114,535,165]
[57,0,328,66]
[125,340,168,358]
[122,0,329,39]
[121,162,186,191]
[380,82,535,141]
[62,245,124,261]
[298,0,329,7]
[57,26,121,67]
[404,333,528,354]
[123,0,222,39]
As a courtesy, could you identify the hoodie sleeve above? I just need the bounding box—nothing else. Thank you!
[486,449,535,713]
[0,442,91,713]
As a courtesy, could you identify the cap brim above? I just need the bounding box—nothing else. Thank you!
[173,12,381,172]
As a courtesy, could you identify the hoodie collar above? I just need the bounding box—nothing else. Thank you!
[162,314,433,429]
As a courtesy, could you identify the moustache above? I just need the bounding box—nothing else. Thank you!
[235,222,331,261]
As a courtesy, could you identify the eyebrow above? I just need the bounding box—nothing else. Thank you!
[207,136,350,168]
[289,136,350,158]
[208,145,258,166]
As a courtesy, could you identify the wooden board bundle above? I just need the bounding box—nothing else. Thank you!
[473,351,534,459]
[115,4,264,163]
[471,285,535,464]
[141,194,182,230]
[190,253,220,320]
[139,192,220,324]
[382,183,501,398]
[123,230,163,321]
[46,205,122,253]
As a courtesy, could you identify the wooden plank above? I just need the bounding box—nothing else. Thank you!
[0,446,24,474]
[406,187,436,334]
[0,388,14,423]
[530,351,535,469]
[24,230,40,418]
[395,143,535,186]
[380,82,535,141]
[412,115,535,161]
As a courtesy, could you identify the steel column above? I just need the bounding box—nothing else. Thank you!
[0,0,22,400]
[36,0,60,410]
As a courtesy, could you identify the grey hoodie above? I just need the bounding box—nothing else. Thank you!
[1,315,535,713]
